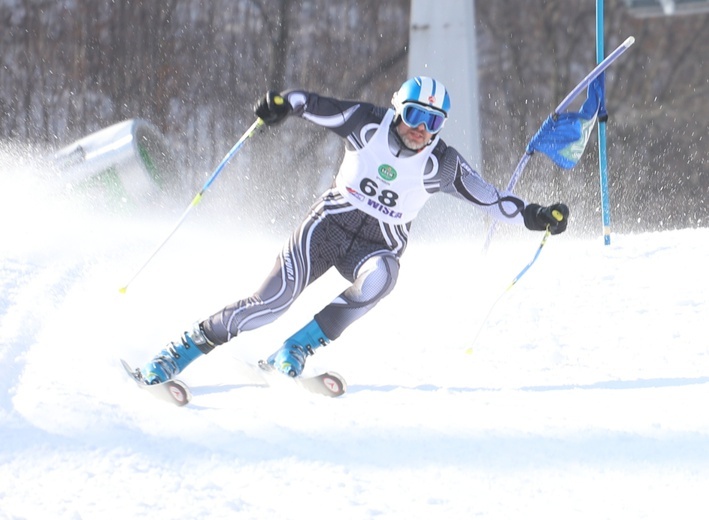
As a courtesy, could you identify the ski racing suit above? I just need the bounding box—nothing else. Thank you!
[199,91,527,347]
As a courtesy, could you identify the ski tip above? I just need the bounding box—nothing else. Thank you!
[118,286,128,294]
[624,36,635,48]
[120,358,144,384]
[257,359,273,372]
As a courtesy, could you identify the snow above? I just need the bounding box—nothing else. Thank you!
[2,154,708,520]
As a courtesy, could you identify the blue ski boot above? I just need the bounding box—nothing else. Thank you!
[140,323,215,384]
[267,319,330,377]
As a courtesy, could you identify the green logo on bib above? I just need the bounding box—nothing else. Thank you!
[378,164,397,182]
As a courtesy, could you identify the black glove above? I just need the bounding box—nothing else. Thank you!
[254,90,291,125]
[523,203,569,235]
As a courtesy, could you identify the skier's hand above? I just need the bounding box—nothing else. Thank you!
[523,203,569,235]
[255,91,291,125]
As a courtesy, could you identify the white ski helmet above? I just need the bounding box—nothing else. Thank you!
[391,76,451,134]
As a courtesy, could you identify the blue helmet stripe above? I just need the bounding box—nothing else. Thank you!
[392,76,451,118]
[415,77,448,114]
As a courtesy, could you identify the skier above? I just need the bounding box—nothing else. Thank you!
[137,76,569,383]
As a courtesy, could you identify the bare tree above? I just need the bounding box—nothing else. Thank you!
[0,0,706,231]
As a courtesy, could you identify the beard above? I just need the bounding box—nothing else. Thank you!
[399,133,427,151]
[395,126,428,151]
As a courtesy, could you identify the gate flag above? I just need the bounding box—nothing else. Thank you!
[527,76,603,169]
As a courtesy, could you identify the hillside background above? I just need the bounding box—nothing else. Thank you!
[1,0,707,234]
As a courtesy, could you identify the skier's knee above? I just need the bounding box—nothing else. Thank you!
[351,254,399,303]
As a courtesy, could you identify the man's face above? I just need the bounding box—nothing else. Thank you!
[395,120,433,151]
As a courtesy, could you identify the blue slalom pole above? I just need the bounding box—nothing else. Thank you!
[482,36,633,252]
[503,36,633,198]
[597,0,612,245]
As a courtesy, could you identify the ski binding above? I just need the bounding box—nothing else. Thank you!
[120,359,192,407]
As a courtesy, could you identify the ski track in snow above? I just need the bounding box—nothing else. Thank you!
[1,162,708,519]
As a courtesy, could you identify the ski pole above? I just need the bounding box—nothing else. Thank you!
[482,36,634,252]
[466,210,563,354]
[119,117,266,293]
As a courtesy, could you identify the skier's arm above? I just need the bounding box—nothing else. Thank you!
[255,89,377,138]
[436,144,527,224]
[436,144,569,233]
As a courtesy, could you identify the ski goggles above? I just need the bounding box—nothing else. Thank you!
[400,102,447,134]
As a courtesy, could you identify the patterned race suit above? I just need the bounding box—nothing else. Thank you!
[200,91,528,346]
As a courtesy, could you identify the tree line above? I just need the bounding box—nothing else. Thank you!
[1,0,707,233]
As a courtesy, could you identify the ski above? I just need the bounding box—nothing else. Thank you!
[120,359,192,407]
[120,357,345,405]
[257,359,347,398]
